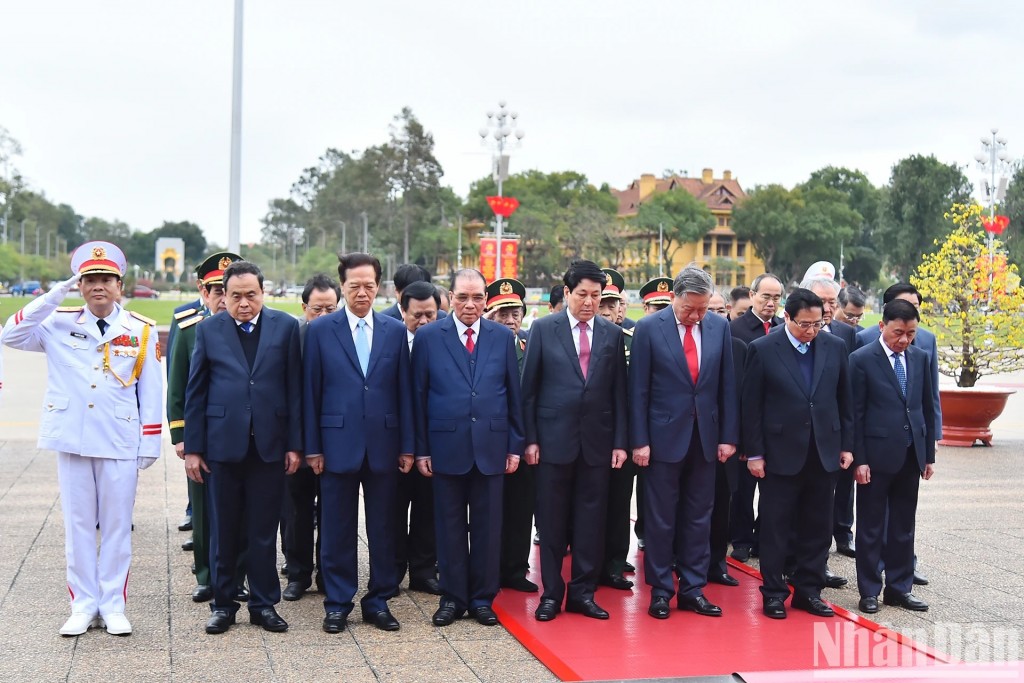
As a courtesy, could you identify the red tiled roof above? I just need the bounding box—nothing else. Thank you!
[611,174,747,218]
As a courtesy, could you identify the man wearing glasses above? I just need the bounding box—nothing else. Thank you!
[836,286,867,331]
[742,288,854,620]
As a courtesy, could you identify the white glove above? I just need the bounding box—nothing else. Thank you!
[137,457,158,470]
[45,274,81,303]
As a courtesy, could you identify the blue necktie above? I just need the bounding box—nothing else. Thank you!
[355,319,370,375]
[240,321,253,334]
[893,353,907,396]
[797,342,808,354]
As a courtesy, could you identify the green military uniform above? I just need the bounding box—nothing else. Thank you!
[487,278,537,590]
[632,277,674,548]
[166,252,246,598]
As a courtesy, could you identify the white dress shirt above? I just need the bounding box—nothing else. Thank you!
[675,315,702,371]
[345,307,373,351]
[565,310,593,355]
[453,316,481,348]
[878,336,902,371]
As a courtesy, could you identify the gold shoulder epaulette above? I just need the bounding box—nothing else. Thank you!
[129,311,157,326]
[623,327,634,336]
[173,308,197,320]
[178,314,204,330]
[56,306,83,313]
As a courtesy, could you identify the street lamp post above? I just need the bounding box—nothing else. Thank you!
[337,220,346,253]
[361,211,369,252]
[478,100,524,279]
[973,128,1010,311]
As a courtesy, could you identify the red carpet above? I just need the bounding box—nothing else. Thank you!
[493,541,958,681]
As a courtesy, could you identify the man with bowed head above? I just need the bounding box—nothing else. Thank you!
[630,267,738,620]
[411,268,524,628]
[2,241,163,637]
[184,260,303,634]
[304,253,413,633]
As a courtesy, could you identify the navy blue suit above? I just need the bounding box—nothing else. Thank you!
[630,307,739,600]
[303,309,413,617]
[857,325,942,433]
[411,315,525,611]
[850,341,935,598]
[184,308,303,613]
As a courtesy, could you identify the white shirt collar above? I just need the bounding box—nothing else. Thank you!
[345,307,372,331]
[234,312,260,327]
[453,316,480,338]
[565,309,590,330]
[783,324,805,350]
[878,334,901,359]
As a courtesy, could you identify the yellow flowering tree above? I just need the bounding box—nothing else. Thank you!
[911,203,1024,387]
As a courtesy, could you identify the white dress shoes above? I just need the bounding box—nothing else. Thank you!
[101,612,133,636]
[59,612,102,636]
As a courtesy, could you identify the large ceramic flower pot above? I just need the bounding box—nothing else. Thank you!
[938,387,1016,447]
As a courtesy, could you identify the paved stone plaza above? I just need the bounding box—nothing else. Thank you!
[0,346,1022,681]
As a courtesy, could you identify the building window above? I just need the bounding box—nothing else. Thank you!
[717,240,733,258]
[715,270,731,287]
[724,217,732,227]
[737,240,747,259]
[717,216,727,227]
[703,237,713,258]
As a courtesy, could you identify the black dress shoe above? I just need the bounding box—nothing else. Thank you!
[234,586,249,602]
[192,584,213,602]
[432,602,465,626]
[535,598,560,622]
[763,597,787,619]
[205,609,235,634]
[500,576,539,593]
[730,546,750,562]
[409,576,444,595]
[836,542,856,558]
[565,598,609,620]
[678,594,722,617]
[648,596,670,619]
[599,573,634,590]
[249,607,288,632]
[323,611,348,633]
[282,581,310,601]
[470,606,498,626]
[181,539,194,552]
[883,591,928,611]
[362,609,400,631]
[624,562,636,573]
[708,572,740,587]
[792,594,835,617]
[178,516,193,532]
[913,571,929,586]
[824,569,849,589]
[859,596,879,614]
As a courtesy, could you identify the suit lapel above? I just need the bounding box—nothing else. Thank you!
[809,335,828,396]
[332,311,363,376]
[223,314,249,370]
[658,310,691,384]
[554,313,586,384]
[251,309,273,372]
[365,312,386,378]
[876,343,908,402]
[773,333,810,398]
[441,317,473,385]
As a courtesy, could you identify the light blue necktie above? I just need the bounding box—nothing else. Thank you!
[240,321,253,334]
[355,319,370,376]
[797,342,809,355]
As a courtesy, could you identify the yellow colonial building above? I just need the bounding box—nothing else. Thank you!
[610,168,765,289]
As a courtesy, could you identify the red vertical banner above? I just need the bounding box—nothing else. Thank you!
[501,239,519,280]
[479,238,497,283]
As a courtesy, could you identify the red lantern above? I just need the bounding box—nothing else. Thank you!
[981,215,1010,235]
[486,196,520,218]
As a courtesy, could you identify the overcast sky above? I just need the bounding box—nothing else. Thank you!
[2,0,1021,246]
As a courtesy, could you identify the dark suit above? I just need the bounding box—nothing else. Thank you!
[500,334,535,586]
[411,316,525,611]
[709,337,746,578]
[850,341,935,598]
[630,307,739,599]
[857,325,942,433]
[728,309,781,555]
[303,309,413,617]
[742,327,853,601]
[521,311,628,604]
[184,309,303,614]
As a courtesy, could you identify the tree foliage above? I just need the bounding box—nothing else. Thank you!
[911,203,1024,387]
[635,189,716,277]
[1000,163,1024,269]
[878,155,972,282]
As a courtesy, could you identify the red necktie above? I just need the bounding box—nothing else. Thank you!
[464,328,475,354]
[684,324,699,383]
[578,321,590,379]
[762,320,771,336]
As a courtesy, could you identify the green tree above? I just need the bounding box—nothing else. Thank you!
[877,154,972,282]
[731,184,803,281]
[635,189,715,277]
[1000,163,1024,269]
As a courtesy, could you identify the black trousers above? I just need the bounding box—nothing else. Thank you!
[759,450,837,601]
[284,465,321,584]
[500,460,536,583]
[730,468,760,552]
[536,458,609,604]
[708,460,732,576]
[602,458,636,576]
[833,466,855,546]
[394,466,437,585]
[856,448,920,598]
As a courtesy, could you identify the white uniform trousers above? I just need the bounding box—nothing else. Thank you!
[57,452,138,617]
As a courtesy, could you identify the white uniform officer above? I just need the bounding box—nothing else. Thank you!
[1,241,163,637]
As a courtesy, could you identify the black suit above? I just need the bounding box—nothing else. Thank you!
[742,327,853,601]
[521,311,628,605]
[728,309,781,555]
[184,309,304,614]
[850,341,935,598]
[708,337,746,577]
